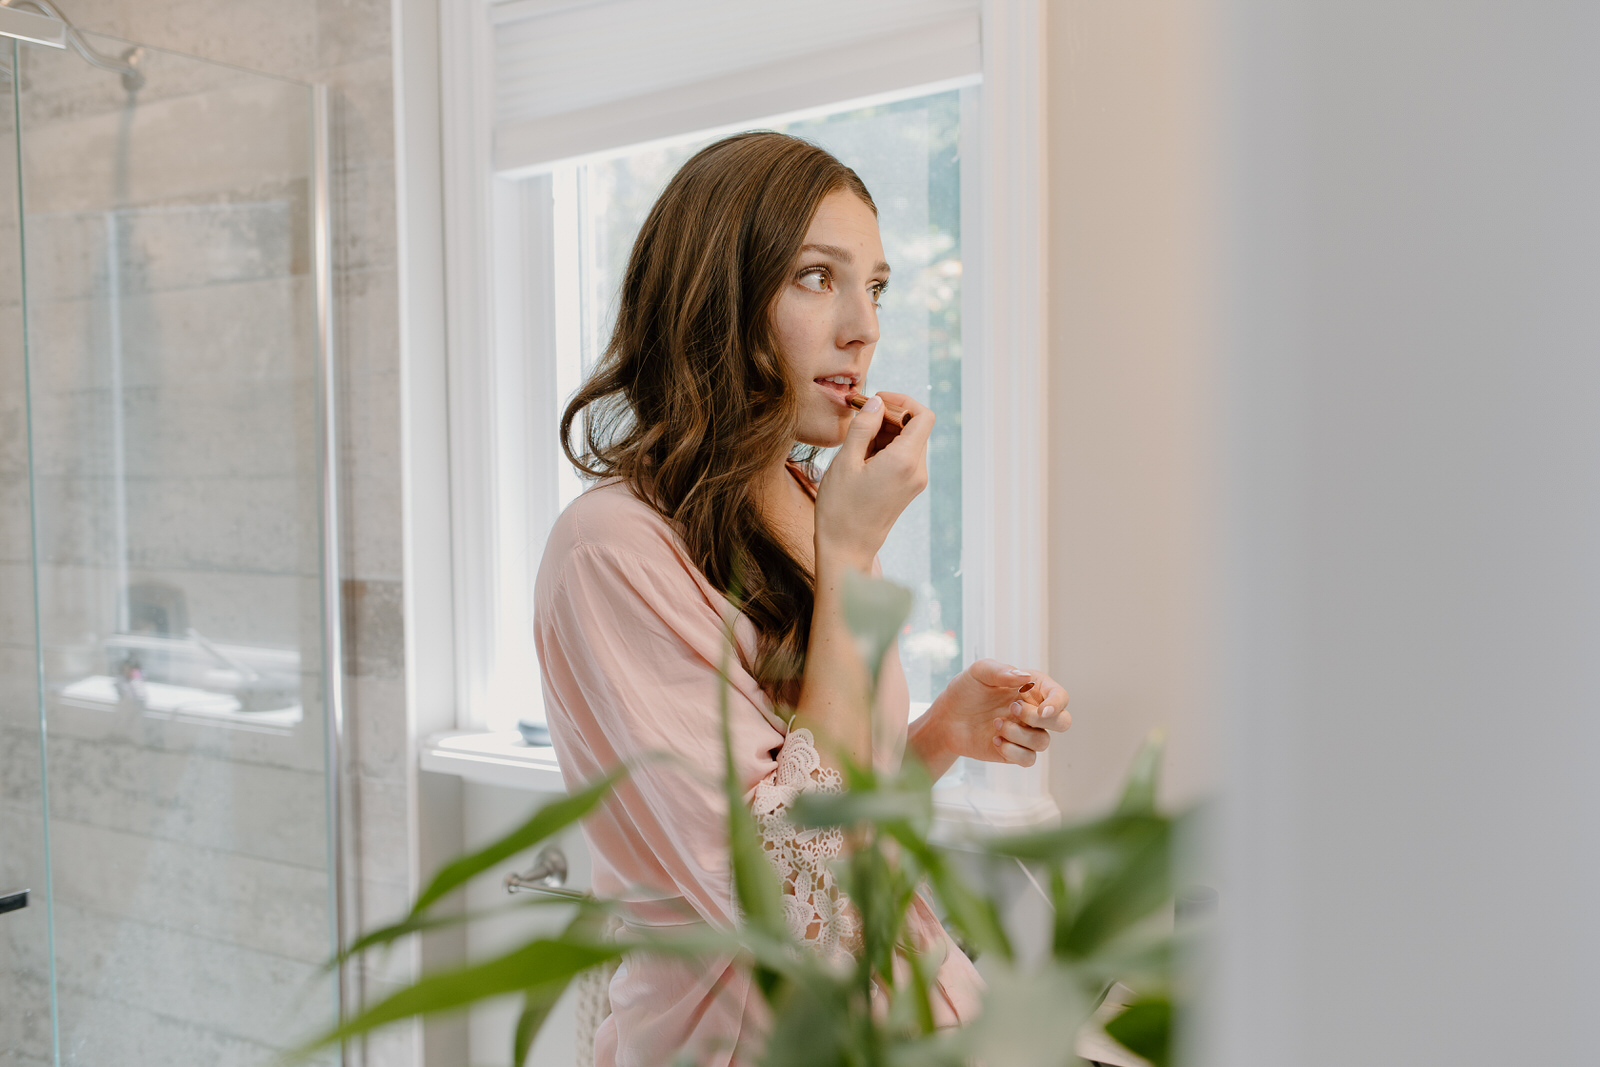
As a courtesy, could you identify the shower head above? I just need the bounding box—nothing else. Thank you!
[0,0,145,91]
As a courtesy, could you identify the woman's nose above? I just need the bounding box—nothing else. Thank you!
[838,289,880,349]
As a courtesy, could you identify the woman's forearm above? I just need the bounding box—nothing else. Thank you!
[906,712,957,780]
[787,552,875,771]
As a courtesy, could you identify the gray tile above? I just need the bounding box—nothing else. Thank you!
[0,217,21,307]
[358,1015,423,1067]
[342,373,404,582]
[0,641,44,716]
[24,275,315,393]
[354,933,422,992]
[17,5,314,115]
[318,0,394,69]
[336,267,401,381]
[122,474,317,575]
[23,561,311,655]
[350,674,409,782]
[51,903,335,1052]
[34,732,328,868]
[342,578,404,679]
[0,797,50,893]
[323,57,398,171]
[0,962,52,1065]
[55,982,340,1067]
[333,163,398,273]
[355,875,413,937]
[0,308,24,476]
[21,196,303,294]
[18,56,313,217]
[0,472,34,565]
[354,773,410,885]
[0,563,58,647]
[123,377,315,481]
[14,386,120,482]
[21,376,316,483]
[47,818,333,962]
[26,474,123,569]
[80,0,322,80]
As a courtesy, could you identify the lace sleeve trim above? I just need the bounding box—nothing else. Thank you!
[747,728,859,962]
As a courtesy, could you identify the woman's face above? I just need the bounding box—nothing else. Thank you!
[771,189,890,449]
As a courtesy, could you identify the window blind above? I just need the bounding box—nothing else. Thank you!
[490,0,981,172]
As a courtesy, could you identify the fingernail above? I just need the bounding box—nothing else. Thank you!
[863,395,883,412]
[1017,682,1035,694]
[1010,702,1022,715]
[1005,668,1029,678]
[1041,706,1055,718]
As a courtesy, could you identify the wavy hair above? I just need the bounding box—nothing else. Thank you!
[560,132,876,707]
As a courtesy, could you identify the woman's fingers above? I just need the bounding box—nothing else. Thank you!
[836,393,888,464]
[995,718,1050,753]
[994,736,1040,767]
[1013,674,1070,731]
[969,657,1033,690]
[870,391,934,455]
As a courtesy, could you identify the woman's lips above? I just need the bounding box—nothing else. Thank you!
[814,378,854,405]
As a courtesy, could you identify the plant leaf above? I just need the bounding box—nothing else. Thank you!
[513,981,568,1066]
[333,887,595,968]
[411,767,627,915]
[720,645,787,943]
[958,960,1092,1067]
[1057,820,1172,959]
[841,571,913,689]
[1104,996,1173,1067]
[297,935,617,1052]
[885,826,1013,964]
[789,787,931,831]
[985,812,1166,864]
[1116,730,1167,816]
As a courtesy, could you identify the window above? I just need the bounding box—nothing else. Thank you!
[548,90,968,709]
[441,0,1051,825]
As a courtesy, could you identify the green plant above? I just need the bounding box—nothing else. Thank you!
[298,574,1189,1067]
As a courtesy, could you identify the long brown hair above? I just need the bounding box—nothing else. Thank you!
[561,132,876,706]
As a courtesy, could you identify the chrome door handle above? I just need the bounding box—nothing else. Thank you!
[1,889,28,915]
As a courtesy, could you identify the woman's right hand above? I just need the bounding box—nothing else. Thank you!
[814,391,934,572]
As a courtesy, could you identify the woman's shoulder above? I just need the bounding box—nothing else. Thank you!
[540,480,693,585]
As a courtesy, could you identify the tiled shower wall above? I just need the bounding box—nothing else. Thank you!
[3,1,419,1064]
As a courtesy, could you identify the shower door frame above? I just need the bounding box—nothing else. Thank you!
[1,8,350,1057]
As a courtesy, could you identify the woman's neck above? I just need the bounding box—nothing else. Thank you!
[755,456,817,575]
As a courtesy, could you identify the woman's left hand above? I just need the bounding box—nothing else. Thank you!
[909,659,1070,777]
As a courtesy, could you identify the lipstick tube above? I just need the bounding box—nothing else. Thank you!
[846,391,909,429]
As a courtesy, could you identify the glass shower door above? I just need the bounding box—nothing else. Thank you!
[4,21,340,1065]
[2,34,57,1067]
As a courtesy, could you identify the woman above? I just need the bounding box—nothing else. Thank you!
[535,131,1070,1067]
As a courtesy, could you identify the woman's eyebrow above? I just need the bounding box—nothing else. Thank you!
[800,243,892,274]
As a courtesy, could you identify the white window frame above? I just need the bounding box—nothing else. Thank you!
[437,0,1053,827]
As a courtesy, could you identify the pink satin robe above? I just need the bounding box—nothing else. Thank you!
[535,480,984,1067]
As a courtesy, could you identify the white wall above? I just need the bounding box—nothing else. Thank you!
[1046,3,1600,1062]
[1045,0,1218,818]
[1213,3,1600,1064]
[462,781,592,1067]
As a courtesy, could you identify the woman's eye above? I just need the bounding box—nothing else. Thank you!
[797,268,830,292]
[870,282,888,308]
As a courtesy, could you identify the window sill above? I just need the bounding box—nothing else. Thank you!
[419,730,565,792]
[421,731,1062,835]
[930,783,1060,840]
